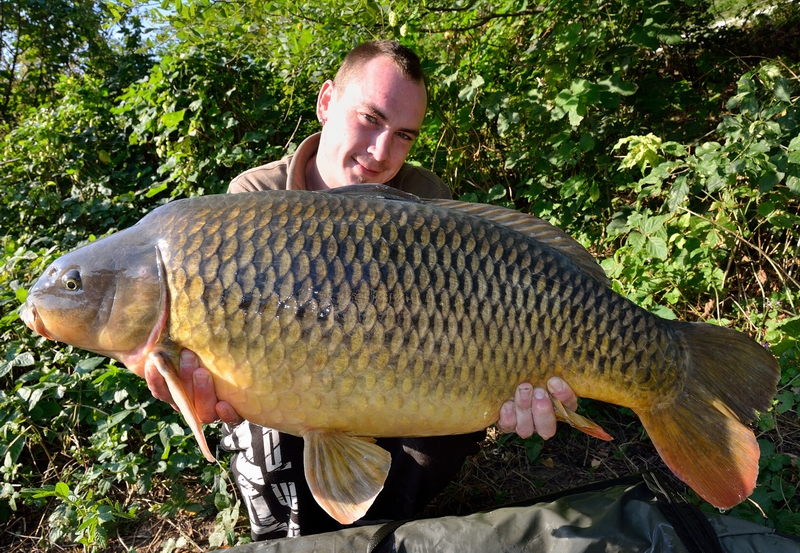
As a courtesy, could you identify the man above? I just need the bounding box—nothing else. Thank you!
[146,40,578,540]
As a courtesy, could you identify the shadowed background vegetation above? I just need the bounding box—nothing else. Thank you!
[1,0,798,550]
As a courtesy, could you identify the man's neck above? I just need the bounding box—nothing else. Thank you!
[304,155,329,191]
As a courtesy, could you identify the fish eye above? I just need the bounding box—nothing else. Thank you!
[62,269,82,292]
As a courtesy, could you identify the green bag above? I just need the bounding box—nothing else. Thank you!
[228,472,800,553]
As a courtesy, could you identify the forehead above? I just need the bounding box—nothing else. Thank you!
[335,56,427,119]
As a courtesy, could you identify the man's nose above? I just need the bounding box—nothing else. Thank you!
[368,130,391,162]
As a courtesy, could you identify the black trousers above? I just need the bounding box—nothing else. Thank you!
[222,424,484,541]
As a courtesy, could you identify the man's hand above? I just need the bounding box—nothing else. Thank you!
[143,349,243,425]
[496,377,578,439]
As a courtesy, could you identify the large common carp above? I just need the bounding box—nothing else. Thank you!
[22,186,779,524]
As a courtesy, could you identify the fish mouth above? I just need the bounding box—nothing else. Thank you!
[20,303,53,340]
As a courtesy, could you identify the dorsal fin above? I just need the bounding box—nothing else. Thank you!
[429,199,611,287]
[325,183,422,202]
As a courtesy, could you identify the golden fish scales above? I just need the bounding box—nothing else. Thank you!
[21,186,779,525]
[157,192,679,438]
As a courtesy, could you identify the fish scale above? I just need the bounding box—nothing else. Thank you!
[22,185,780,524]
[151,192,674,435]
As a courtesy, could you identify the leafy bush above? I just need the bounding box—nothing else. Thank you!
[1,0,798,549]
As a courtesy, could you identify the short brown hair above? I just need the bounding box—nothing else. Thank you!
[333,40,425,93]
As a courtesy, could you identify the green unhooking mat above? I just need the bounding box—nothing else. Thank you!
[226,472,800,553]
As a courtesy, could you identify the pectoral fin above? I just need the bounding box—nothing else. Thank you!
[148,351,216,462]
[303,430,392,525]
[551,396,613,441]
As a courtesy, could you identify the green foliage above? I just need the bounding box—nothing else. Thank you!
[0,75,155,246]
[0,0,149,127]
[1,0,799,549]
[113,38,317,198]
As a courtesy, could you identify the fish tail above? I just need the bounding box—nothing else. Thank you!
[636,322,779,509]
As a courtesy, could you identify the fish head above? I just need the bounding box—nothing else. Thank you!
[22,230,165,372]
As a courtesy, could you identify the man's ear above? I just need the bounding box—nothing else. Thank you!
[317,80,335,125]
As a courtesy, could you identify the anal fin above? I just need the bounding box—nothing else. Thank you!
[148,351,216,462]
[303,431,391,525]
[552,396,613,441]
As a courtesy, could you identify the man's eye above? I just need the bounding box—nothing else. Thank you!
[397,132,414,142]
[362,113,378,124]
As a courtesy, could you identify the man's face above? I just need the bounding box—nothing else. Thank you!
[313,55,427,189]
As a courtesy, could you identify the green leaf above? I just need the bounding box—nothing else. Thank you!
[579,133,595,152]
[76,357,106,374]
[645,236,669,260]
[0,352,35,378]
[774,391,796,415]
[55,482,70,500]
[458,75,484,102]
[668,176,690,212]
[787,176,800,196]
[650,305,676,319]
[774,77,792,102]
[597,75,637,96]
[640,215,666,235]
[555,22,583,51]
[705,173,728,192]
[627,231,646,252]
[160,109,186,130]
[781,317,800,339]
[146,183,169,198]
[759,171,783,193]
[788,136,800,164]
[561,176,587,199]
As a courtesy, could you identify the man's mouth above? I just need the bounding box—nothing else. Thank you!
[354,158,386,176]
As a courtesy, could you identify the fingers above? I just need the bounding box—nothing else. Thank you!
[216,401,244,426]
[144,349,244,426]
[496,379,581,440]
[180,350,225,424]
[191,367,220,424]
[496,383,552,439]
[497,401,516,433]
[144,355,176,407]
[547,377,578,412]
[513,384,535,438]
[529,386,557,440]
[181,349,244,425]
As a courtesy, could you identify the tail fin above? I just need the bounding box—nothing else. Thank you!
[636,322,779,509]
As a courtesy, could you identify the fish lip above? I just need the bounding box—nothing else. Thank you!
[21,303,52,340]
